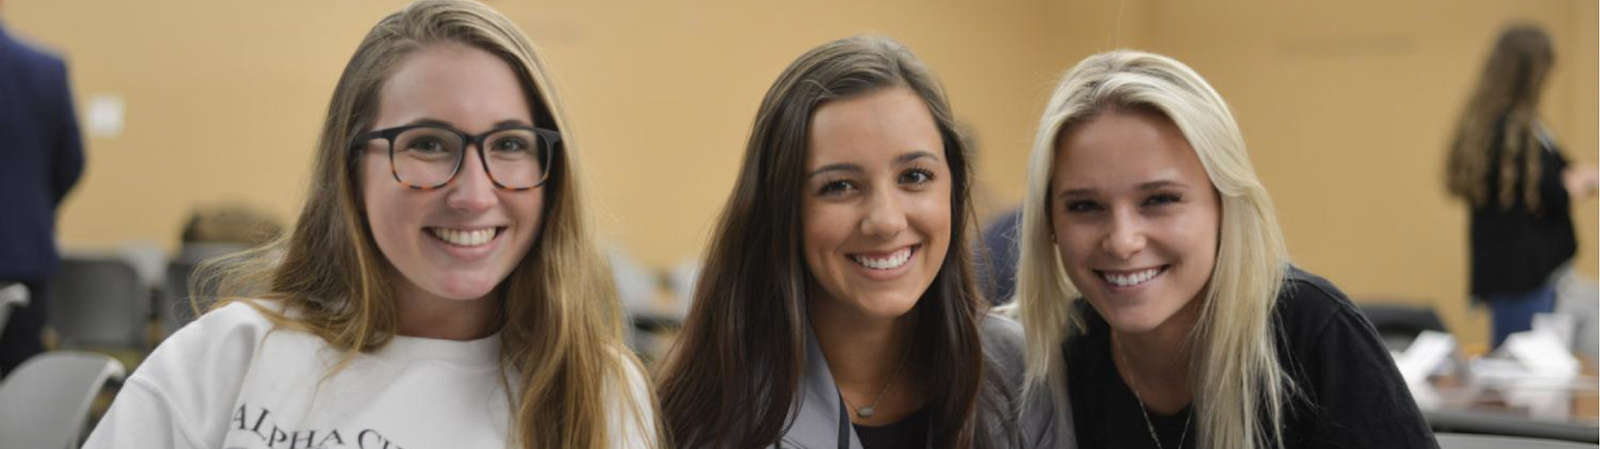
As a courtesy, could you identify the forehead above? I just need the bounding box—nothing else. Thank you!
[805,87,943,167]
[374,43,534,129]
[1052,108,1209,189]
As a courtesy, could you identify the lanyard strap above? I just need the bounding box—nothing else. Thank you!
[838,393,852,449]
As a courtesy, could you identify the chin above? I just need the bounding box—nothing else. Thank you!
[856,294,921,320]
[432,278,501,301]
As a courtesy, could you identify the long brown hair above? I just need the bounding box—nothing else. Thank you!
[202,1,658,447]
[656,34,1007,449]
[1446,24,1556,212]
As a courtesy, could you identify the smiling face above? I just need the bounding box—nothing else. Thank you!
[801,86,952,321]
[1050,107,1219,336]
[359,43,544,307]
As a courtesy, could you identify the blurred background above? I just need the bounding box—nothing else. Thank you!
[8,0,1593,352]
[1,0,1598,446]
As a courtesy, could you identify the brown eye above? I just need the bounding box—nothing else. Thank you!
[899,168,934,185]
[818,180,856,196]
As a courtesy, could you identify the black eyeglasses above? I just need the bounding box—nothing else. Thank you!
[349,123,561,191]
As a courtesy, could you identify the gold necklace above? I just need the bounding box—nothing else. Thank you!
[1114,336,1191,449]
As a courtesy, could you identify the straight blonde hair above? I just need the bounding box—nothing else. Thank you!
[201,1,658,447]
[1015,50,1293,449]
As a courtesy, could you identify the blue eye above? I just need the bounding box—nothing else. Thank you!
[1064,200,1102,213]
[1143,193,1182,206]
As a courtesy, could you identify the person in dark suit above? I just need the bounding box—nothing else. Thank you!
[0,15,86,378]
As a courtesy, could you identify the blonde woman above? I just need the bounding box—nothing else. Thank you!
[1015,51,1436,448]
[83,1,658,448]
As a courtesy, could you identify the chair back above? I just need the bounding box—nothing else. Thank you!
[1358,302,1448,352]
[47,256,149,350]
[0,283,28,338]
[0,351,126,449]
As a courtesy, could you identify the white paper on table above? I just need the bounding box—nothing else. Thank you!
[1501,328,1581,379]
[1395,330,1456,385]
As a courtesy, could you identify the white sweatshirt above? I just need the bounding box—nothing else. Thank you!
[83,301,655,449]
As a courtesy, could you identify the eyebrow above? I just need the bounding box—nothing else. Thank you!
[1055,179,1189,201]
[805,150,941,180]
[404,118,534,130]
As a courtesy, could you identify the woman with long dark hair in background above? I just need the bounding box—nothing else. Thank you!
[1446,24,1599,349]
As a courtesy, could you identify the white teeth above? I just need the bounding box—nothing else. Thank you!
[429,227,497,247]
[1102,267,1162,287]
[851,247,913,270]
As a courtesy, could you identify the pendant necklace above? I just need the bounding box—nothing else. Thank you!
[1114,336,1191,449]
[839,343,912,419]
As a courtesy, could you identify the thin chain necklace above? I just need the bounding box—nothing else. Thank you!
[839,342,912,419]
[1114,336,1191,449]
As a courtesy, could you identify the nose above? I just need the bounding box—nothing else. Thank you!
[445,146,497,213]
[859,188,907,240]
[1100,208,1145,260]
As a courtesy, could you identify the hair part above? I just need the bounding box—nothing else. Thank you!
[200,1,659,447]
[1015,50,1293,449]
[657,34,1011,449]
[1446,23,1555,213]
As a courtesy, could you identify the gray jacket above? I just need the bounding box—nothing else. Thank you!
[773,315,1074,449]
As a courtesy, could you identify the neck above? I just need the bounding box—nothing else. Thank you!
[807,293,922,424]
[393,279,499,341]
[808,298,914,386]
[1111,298,1203,414]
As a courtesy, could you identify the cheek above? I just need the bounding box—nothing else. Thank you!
[362,157,403,239]
[910,194,952,247]
[1050,216,1091,265]
[800,200,846,265]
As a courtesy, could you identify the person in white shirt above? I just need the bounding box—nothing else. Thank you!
[83,1,659,448]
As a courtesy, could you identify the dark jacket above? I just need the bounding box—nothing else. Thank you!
[0,25,84,280]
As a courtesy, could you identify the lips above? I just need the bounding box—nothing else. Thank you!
[426,227,503,247]
[1095,265,1168,288]
[849,245,918,270]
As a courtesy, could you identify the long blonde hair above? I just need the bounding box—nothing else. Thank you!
[1445,24,1555,213]
[1015,50,1292,449]
[202,1,658,447]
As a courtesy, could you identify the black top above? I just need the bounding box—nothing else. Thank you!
[1469,122,1576,296]
[1063,267,1439,449]
[853,407,929,449]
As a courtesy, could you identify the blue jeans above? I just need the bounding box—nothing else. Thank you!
[1485,284,1557,349]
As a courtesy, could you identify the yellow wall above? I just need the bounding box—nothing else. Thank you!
[7,0,1595,349]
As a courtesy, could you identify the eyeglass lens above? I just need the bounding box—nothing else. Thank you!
[390,127,548,189]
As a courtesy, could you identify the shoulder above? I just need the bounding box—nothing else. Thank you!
[980,313,1026,358]
[979,313,1028,385]
[1275,266,1365,335]
[607,348,660,448]
[0,32,66,75]
[86,300,298,448]
[130,300,297,389]
[1273,266,1391,375]
[151,300,281,363]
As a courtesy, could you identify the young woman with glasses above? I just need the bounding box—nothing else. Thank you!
[656,35,1064,449]
[83,1,658,448]
[1014,51,1437,449]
